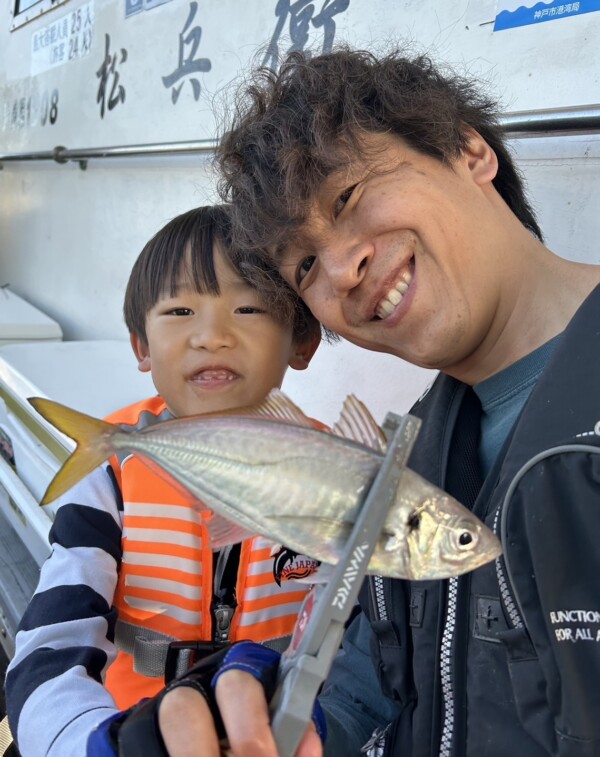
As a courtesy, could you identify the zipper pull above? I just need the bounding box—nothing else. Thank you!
[213,603,235,643]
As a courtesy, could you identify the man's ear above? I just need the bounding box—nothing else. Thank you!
[288,328,320,371]
[130,333,152,373]
[463,128,498,185]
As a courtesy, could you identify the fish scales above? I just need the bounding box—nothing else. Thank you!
[113,418,380,537]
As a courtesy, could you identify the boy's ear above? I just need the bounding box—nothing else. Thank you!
[463,128,498,185]
[288,329,320,371]
[130,333,152,373]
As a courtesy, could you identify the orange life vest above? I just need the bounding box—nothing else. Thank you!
[102,397,320,710]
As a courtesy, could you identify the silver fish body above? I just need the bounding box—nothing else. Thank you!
[110,415,501,580]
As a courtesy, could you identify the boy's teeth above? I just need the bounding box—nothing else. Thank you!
[200,370,235,380]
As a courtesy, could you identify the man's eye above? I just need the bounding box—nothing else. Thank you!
[334,184,357,216]
[296,256,316,286]
[167,308,193,316]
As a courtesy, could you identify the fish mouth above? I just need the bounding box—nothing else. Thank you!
[373,260,414,321]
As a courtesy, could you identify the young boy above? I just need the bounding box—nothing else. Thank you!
[5,205,321,756]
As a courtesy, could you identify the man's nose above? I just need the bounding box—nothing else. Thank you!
[189,313,235,351]
[323,237,373,296]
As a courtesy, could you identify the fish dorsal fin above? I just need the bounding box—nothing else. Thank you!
[232,388,314,428]
[331,395,387,453]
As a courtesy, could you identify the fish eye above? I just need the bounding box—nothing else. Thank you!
[407,512,421,532]
[458,530,475,550]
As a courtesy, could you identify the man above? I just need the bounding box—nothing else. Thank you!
[106,48,600,756]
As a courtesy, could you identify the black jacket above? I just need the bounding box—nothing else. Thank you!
[360,283,600,756]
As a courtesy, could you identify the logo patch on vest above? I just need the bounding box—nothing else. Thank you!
[473,596,509,642]
[271,545,320,586]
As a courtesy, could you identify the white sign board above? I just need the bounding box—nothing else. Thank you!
[31,2,95,76]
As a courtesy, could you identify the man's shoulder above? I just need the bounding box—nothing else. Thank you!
[408,371,458,419]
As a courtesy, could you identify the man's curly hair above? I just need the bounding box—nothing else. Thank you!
[217,46,541,253]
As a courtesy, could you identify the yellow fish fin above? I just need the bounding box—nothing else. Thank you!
[331,395,387,453]
[28,397,118,506]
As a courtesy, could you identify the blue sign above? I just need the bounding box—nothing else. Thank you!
[495,0,600,30]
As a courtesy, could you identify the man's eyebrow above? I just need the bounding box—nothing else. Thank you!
[274,241,287,261]
[276,231,318,266]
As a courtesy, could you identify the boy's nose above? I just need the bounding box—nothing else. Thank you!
[189,314,235,351]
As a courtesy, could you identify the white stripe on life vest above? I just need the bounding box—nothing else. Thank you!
[123,528,203,549]
[124,595,202,626]
[122,551,202,574]
[237,600,304,627]
[247,557,277,576]
[243,580,307,602]
[124,574,202,601]
[124,501,207,522]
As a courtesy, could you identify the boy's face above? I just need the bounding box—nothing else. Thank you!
[277,130,507,380]
[131,245,318,417]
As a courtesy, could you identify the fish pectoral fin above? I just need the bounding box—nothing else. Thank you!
[331,395,387,453]
[123,597,167,619]
[203,512,257,548]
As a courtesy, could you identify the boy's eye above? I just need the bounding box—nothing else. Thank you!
[334,184,357,217]
[236,306,265,315]
[167,307,193,316]
[296,256,316,286]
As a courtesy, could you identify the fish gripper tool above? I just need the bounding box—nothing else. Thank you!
[269,412,422,757]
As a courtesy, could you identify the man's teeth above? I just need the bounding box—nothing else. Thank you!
[376,271,413,319]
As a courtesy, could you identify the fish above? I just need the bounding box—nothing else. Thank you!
[30,390,501,580]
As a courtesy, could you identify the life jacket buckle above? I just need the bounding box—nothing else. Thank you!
[164,639,230,685]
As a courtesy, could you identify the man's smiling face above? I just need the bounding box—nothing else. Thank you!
[278,130,506,379]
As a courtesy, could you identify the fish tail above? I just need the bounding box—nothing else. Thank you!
[29,397,118,505]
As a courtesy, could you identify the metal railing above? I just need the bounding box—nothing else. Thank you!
[500,104,600,134]
[0,138,219,170]
[1,105,600,169]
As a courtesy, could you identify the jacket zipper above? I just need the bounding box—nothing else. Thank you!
[493,505,523,629]
[438,577,458,757]
[372,574,388,620]
[362,575,390,756]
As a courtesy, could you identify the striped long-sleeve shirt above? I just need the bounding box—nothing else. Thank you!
[5,462,124,757]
